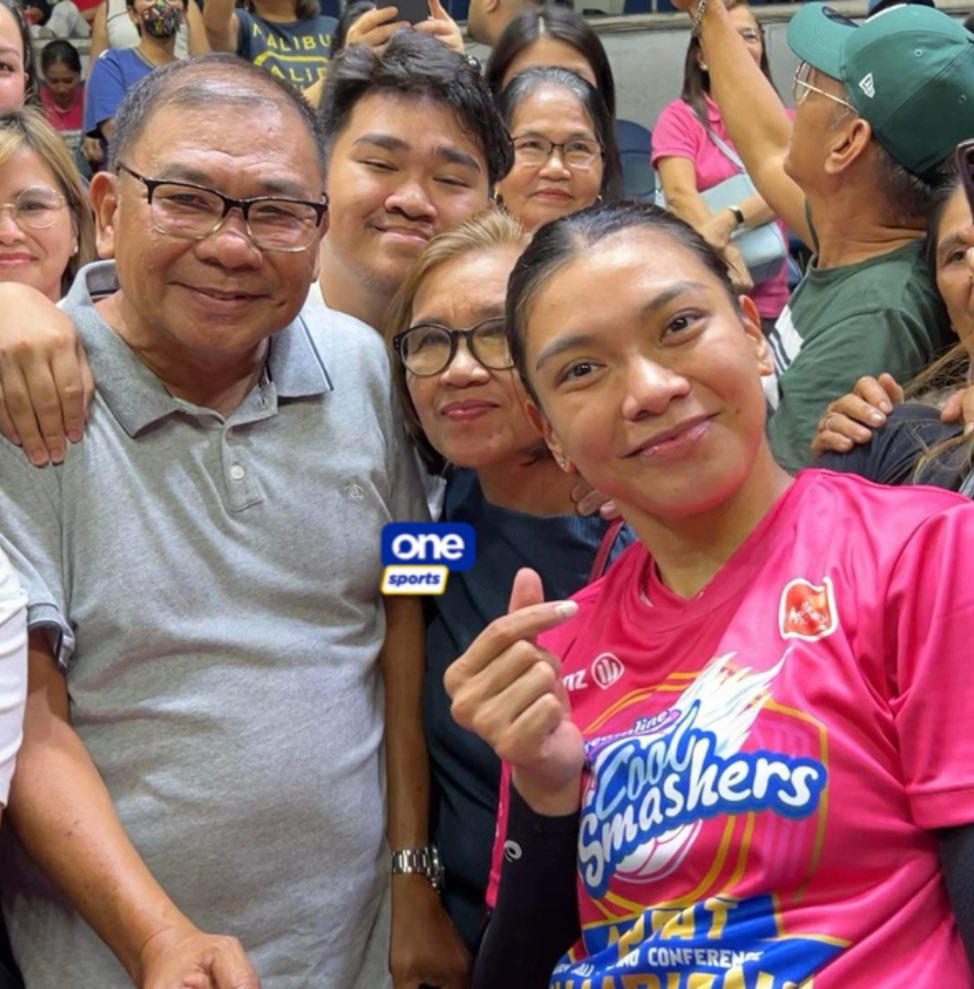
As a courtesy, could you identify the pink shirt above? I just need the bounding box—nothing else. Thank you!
[652,95,791,320]
[490,470,974,987]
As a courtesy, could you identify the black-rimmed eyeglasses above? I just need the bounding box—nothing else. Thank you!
[511,135,603,170]
[116,163,328,253]
[393,317,514,377]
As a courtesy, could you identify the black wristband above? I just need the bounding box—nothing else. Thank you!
[728,205,746,227]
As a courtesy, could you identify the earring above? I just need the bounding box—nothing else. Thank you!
[699,62,709,72]
[555,454,576,473]
[71,239,79,256]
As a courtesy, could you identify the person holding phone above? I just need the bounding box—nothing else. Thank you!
[446,201,974,988]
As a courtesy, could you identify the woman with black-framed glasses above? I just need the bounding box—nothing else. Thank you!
[384,206,633,959]
[493,67,621,234]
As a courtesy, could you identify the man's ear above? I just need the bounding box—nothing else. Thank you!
[738,294,773,377]
[89,171,119,260]
[823,115,872,178]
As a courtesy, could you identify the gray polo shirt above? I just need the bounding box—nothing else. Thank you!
[0,262,427,988]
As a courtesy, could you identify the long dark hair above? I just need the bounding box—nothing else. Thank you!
[682,0,772,131]
[486,5,616,117]
[496,67,623,204]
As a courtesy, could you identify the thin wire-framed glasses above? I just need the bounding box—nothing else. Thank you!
[792,62,856,113]
[511,135,604,170]
[116,163,328,253]
[0,188,67,230]
[393,317,514,377]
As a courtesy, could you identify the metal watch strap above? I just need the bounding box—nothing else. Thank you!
[391,845,444,892]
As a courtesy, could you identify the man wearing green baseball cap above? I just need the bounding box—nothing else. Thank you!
[664,0,968,473]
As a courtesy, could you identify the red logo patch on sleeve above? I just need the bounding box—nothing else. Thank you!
[778,576,839,642]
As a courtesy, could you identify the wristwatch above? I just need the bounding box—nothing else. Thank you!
[727,204,746,227]
[391,845,445,893]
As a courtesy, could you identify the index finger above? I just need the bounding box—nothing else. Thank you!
[850,375,893,414]
[357,4,401,26]
[447,602,578,691]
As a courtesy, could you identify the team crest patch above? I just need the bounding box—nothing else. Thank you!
[778,577,838,642]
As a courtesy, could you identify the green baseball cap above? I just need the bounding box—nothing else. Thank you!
[787,3,974,180]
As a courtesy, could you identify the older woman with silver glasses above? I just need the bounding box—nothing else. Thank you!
[493,68,621,234]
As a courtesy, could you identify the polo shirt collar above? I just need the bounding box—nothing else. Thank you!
[63,261,333,438]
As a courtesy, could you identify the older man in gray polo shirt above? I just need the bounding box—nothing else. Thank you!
[0,54,430,988]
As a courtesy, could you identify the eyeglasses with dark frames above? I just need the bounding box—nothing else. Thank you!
[116,163,328,253]
[510,135,604,170]
[393,317,514,377]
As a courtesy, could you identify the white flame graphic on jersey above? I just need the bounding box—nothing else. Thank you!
[592,652,786,887]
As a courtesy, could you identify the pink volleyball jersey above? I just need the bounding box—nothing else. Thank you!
[489,470,974,988]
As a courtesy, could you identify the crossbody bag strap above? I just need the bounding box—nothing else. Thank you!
[706,130,746,173]
[587,518,626,583]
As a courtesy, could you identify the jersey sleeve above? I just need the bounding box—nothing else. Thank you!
[0,550,26,808]
[83,50,127,134]
[650,100,703,169]
[885,501,974,830]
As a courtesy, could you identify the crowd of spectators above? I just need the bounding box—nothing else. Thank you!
[0,0,972,987]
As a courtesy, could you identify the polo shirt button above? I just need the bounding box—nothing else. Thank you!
[230,464,246,481]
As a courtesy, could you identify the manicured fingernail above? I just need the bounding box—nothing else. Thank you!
[67,429,82,443]
[28,448,49,466]
[879,400,892,413]
[49,446,64,464]
[555,601,578,618]
[869,411,885,424]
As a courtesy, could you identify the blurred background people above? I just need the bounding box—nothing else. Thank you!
[39,40,83,156]
[486,4,616,116]
[87,0,200,68]
[203,0,337,89]
[653,0,789,331]
[83,0,207,169]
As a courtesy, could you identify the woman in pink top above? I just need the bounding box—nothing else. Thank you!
[653,0,790,334]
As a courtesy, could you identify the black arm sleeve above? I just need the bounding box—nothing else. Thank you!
[473,784,581,989]
[939,824,974,972]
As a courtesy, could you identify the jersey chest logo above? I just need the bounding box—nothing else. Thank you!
[778,576,839,642]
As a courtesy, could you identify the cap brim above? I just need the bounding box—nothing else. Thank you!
[868,0,935,13]
[786,4,858,78]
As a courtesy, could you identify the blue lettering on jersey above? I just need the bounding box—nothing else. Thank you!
[579,700,827,899]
